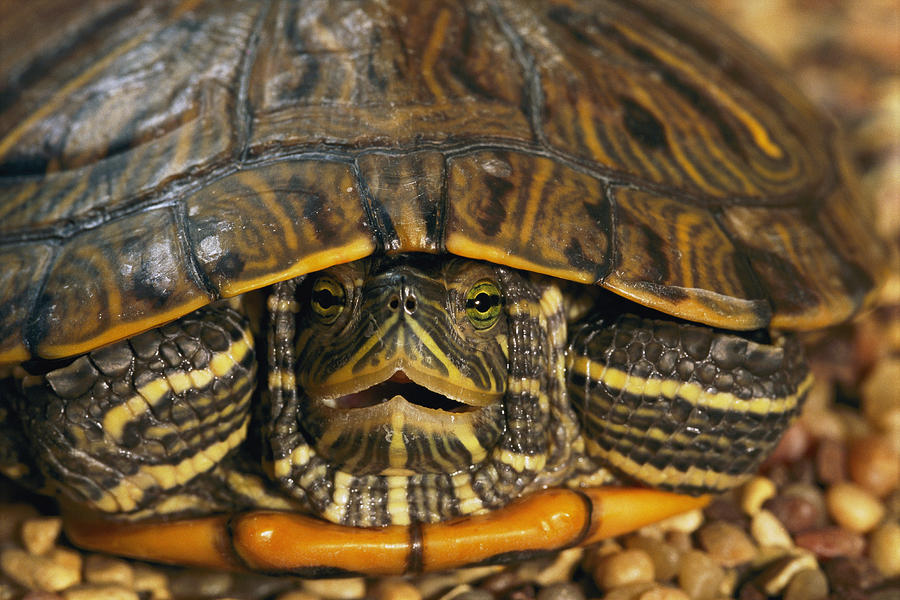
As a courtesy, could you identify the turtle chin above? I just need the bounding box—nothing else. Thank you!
[301,370,505,476]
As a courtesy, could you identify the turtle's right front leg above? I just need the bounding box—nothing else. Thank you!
[9,304,257,520]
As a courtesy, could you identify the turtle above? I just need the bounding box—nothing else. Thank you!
[0,0,886,576]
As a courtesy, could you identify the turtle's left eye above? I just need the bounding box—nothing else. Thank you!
[310,276,346,324]
[465,280,502,330]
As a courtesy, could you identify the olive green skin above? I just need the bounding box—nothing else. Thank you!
[0,0,885,368]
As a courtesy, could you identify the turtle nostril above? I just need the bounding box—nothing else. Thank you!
[404,296,417,313]
[389,296,400,311]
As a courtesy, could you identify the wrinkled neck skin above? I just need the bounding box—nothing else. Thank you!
[268,254,579,527]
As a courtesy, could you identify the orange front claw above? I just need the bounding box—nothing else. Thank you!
[62,487,709,576]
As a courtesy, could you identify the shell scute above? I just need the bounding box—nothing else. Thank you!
[32,208,211,359]
[445,151,611,284]
[604,186,771,330]
[186,160,377,298]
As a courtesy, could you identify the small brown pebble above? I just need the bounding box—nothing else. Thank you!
[664,531,692,553]
[756,552,819,595]
[862,359,900,431]
[0,504,39,543]
[783,568,829,600]
[479,571,521,595]
[447,590,493,600]
[84,554,134,587]
[593,549,655,590]
[169,571,233,597]
[697,520,758,566]
[823,556,884,595]
[751,509,794,549]
[302,578,367,599]
[0,548,80,592]
[370,579,422,600]
[741,476,777,516]
[795,527,865,558]
[20,517,62,556]
[599,582,654,600]
[131,565,170,600]
[274,592,319,600]
[815,438,846,484]
[848,435,900,498]
[869,520,900,576]
[20,593,63,600]
[703,496,747,525]
[827,481,886,533]
[765,494,822,534]
[677,550,724,600]
[535,582,584,600]
[636,587,690,600]
[61,585,139,600]
[625,535,681,581]
[534,548,584,586]
[767,422,811,464]
[736,582,767,600]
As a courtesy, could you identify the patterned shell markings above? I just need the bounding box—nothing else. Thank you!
[0,0,884,362]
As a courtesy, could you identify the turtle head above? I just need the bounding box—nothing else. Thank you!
[293,255,510,475]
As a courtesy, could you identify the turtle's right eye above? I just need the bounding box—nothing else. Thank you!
[310,276,346,324]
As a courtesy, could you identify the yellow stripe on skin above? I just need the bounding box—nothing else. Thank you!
[95,418,248,513]
[387,475,412,526]
[570,356,812,416]
[102,336,251,443]
[451,472,485,516]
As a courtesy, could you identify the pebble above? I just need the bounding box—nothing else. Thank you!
[861,359,900,431]
[697,520,758,566]
[84,554,134,587]
[625,535,681,581]
[636,587,690,600]
[783,568,829,600]
[848,435,900,498]
[765,493,823,535]
[301,578,367,599]
[534,548,583,586]
[534,582,584,600]
[598,582,654,600]
[274,592,319,600]
[592,549,655,590]
[446,589,493,600]
[814,438,846,484]
[61,584,139,600]
[0,504,39,544]
[169,571,233,598]
[654,509,704,534]
[750,509,794,549]
[370,579,422,600]
[677,550,724,600]
[826,481,886,533]
[795,526,865,558]
[822,556,884,596]
[0,548,80,592]
[20,518,62,556]
[740,476,776,516]
[755,552,818,595]
[869,520,900,576]
[131,565,171,600]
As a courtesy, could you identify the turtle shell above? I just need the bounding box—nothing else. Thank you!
[0,0,885,363]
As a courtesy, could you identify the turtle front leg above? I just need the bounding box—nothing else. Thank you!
[10,303,257,519]
[567,313,812,494]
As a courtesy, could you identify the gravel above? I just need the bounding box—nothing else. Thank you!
[1,1,896,599]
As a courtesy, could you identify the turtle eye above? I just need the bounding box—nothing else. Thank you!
[465,280,502,330]
[310,276,346,324]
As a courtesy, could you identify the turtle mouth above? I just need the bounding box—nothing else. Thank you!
[320,371,475,413]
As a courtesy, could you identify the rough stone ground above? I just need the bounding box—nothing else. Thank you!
[1,1,897,598]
